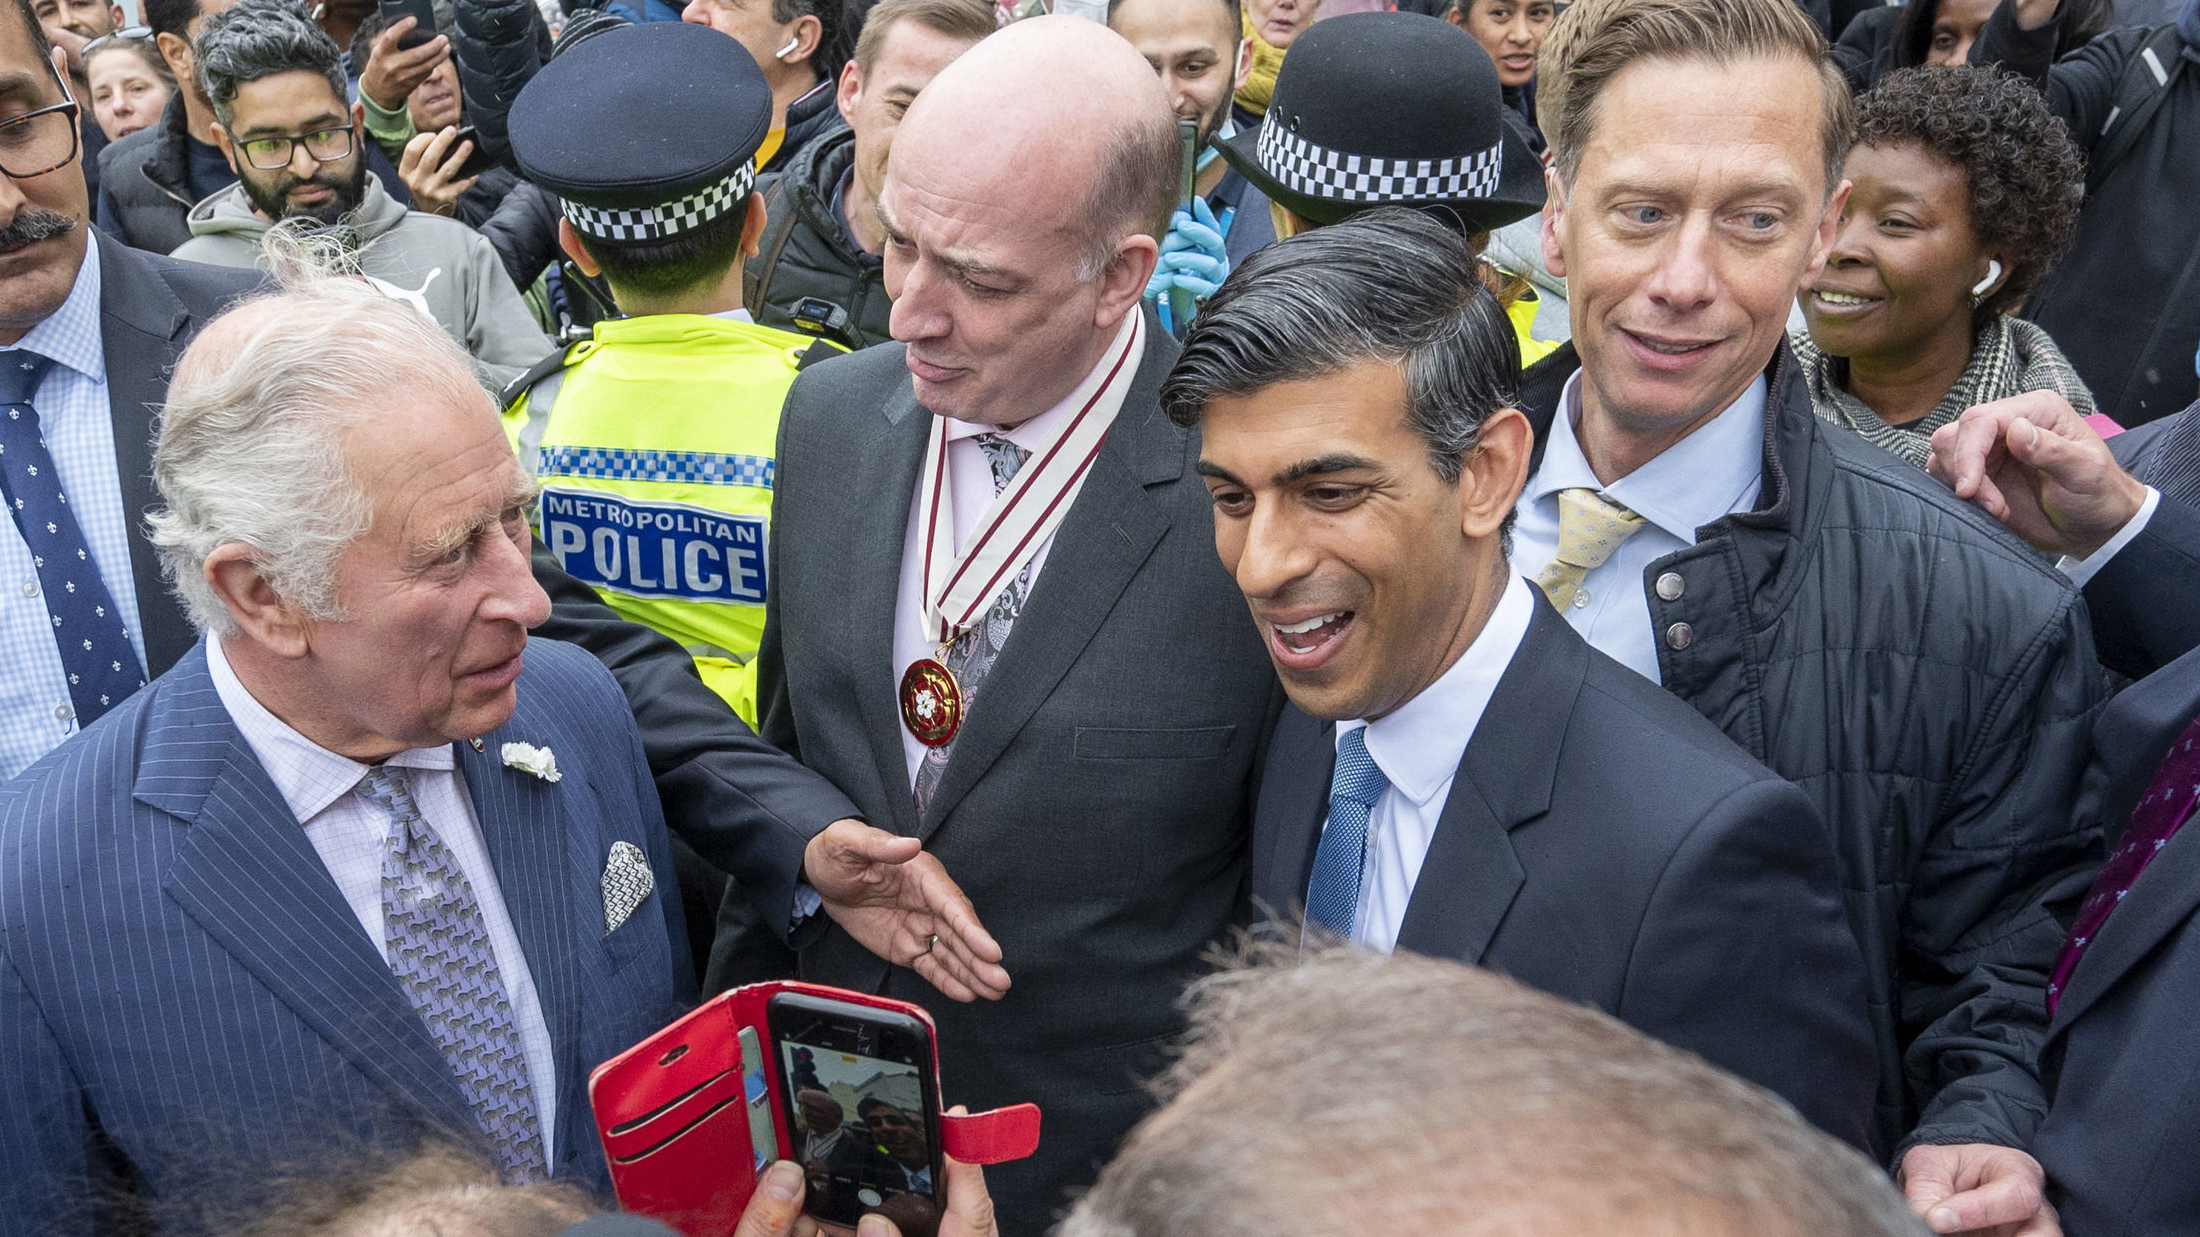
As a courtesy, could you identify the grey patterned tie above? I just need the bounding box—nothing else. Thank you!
[358,766,549,1182]
[913,433,1032,815]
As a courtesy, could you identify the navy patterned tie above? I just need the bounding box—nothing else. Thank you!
[359,766,548,1181]
[1305,728,1389,939]
[913,433,1032,815]
[0,349,144,726]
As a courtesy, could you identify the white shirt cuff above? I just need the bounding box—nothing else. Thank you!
[791,882,822,930]
[2058,487,2160,587]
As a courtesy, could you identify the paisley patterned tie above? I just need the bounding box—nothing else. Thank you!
[913,434,1032,816]
[359,766,548,1181]
[1532,487,1648,612]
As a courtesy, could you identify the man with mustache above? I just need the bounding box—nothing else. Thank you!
[0,0,257,786]
[167,0,547,388]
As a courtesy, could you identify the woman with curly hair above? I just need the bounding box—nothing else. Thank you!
[1794,64,2091,466]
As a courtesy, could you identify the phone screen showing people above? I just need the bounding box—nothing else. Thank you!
[768,994,943,1237]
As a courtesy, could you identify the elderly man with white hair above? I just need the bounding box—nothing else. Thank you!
[0,264,692,1235]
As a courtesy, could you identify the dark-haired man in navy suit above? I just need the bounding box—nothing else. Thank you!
[1164,210,1878,1148]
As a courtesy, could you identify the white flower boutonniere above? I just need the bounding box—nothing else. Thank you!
[501,741,562,783]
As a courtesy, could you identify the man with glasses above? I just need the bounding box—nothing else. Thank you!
[169,0,543,385]
[0,0,256,784]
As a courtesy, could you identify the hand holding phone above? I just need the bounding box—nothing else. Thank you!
[376,0,438,48]
[767,991,945,1237]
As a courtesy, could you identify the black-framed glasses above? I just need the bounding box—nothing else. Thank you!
[80,25,152,56]
[0,100,81,179]
[235,124,354,170]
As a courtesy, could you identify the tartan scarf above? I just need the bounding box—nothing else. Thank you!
[1792,314,2097,468]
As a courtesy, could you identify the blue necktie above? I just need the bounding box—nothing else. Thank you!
[0,350,144,727]
[359,766,548,1182]
[1305,728,1388,938]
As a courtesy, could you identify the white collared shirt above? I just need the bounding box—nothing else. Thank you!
[1509,370,1768,682]
[1336,573,1537,953]
[205,634,560,1160]
[891,311,1144,785]
[0,248,148,780]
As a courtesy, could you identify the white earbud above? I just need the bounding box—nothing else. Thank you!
[776,34,801,58]
[1970,259,2003,299]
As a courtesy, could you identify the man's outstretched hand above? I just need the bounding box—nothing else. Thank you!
[1927,390,2148,558]
[804,821,1009,1002]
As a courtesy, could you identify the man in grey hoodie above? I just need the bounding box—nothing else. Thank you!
[170,0,547,387]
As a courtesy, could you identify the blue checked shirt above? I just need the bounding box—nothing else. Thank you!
[0,251,148,782]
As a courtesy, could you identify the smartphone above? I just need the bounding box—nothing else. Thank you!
[449,124,493,182]
[765,991,944,1237]
[377,0,437,49]
[1177,116,1199,212]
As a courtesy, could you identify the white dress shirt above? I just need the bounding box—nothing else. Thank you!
[891,310,1142,785]
[0,250,148,780]
[1335,573,1536,953]
[1510,370,1767,682]
[205,634,560,1159]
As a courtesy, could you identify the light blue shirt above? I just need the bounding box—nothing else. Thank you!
[0,249,148,782]
[1510,370,1767,682]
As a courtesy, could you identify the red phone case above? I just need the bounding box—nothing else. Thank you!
[589,981,1041,1236]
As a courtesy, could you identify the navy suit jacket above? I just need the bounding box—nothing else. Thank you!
[2033,496,2200,1237]
[1252,599,1879,1147]
[0,638,691,1235]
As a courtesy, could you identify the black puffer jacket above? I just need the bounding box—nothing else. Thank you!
[1521,342,2108,1160]
[451,0,551,171]
[745,125,892,351]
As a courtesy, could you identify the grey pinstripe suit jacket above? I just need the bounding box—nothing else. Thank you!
[0,637,691,1235]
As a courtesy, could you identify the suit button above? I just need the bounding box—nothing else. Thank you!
[1665,622,1694,651]
[1655,572,1684,601]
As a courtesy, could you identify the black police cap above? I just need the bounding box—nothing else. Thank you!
[510,22,773,242]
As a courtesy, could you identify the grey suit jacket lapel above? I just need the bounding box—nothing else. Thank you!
[853,383,934,836]
[456,719,585,1172]
[148,647,478,1144]
[916,326,1184,835]
[94,234,200,677]
[1392,603,1581,962]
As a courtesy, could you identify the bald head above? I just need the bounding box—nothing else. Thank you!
[898,14,1179,263]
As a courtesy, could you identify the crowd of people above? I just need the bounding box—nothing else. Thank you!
[0,0,2197,1233]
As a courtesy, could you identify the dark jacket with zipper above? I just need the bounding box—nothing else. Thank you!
[1518,341,2108,1161]
[1977,0,2200,426]
[745,124,892,351]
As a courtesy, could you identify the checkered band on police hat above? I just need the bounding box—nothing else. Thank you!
[1256,118,1503,204]
[561,162,756,242]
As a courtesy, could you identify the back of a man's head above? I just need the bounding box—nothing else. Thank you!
[193,0,347,127]
[1537,0,1853,194]
[1060,945,1925,1237]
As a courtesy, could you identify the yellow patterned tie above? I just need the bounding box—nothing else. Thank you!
[1532,488,1648,611]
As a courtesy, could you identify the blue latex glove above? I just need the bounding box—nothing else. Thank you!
[1145,198,1232,331]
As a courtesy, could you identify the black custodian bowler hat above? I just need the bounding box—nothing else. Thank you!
[1219,11,1547,232]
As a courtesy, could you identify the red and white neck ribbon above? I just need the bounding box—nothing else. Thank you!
[916,311,1145,645]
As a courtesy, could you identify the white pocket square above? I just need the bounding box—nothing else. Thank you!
[602,840,654,933]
